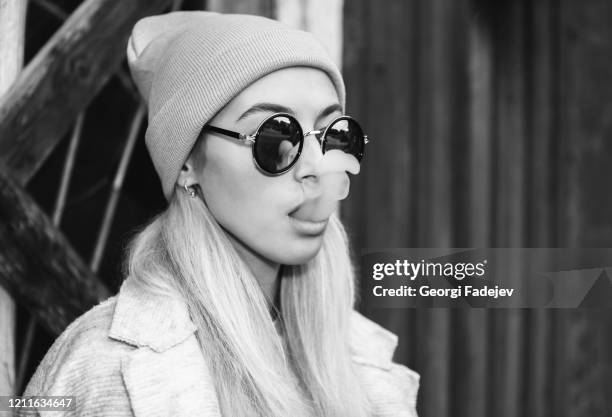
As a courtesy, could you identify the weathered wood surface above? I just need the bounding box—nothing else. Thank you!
[207,0,274,17]
[559,1,612,416]
[0,0,26,97]
[460,5,492,417]
[0,0,27,397]
[0,0,173,186]
[343,0,612,416]
[0,169,110,336]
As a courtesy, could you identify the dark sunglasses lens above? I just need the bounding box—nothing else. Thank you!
[254,115,303,173]
[324,118,365,161]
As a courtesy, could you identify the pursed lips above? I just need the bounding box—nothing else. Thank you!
[287,214,328,235]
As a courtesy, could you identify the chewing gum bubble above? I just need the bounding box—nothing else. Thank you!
[292,150,361,221]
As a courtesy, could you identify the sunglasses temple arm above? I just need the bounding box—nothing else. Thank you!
[203,125,244,141]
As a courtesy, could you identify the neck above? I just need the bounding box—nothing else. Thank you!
[225,233,281,314]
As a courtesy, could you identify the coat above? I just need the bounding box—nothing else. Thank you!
[22,276,420,416]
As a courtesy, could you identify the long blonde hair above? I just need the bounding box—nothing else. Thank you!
[123,187,370,416]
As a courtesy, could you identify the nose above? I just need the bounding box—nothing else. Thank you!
[292,131,323,181]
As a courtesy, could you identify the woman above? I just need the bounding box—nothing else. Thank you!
[23,11,419,417]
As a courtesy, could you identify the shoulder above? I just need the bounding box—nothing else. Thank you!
[30,296,132,383]
[23,277,221,417]
[23,296,134,414]
[349,310,420,417]
[350,310,399,368]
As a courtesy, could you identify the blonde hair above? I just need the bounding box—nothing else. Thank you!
[123,188,370,416]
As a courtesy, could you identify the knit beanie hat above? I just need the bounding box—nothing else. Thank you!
[126,11,346,201]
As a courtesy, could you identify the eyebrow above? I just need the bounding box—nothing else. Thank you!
[237,102,343,123]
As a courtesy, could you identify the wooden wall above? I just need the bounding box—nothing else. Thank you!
[342,0,612,416]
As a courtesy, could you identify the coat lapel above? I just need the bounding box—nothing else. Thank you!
[120,336,221,416]
[108,277,221,416]
[349,311,420,417]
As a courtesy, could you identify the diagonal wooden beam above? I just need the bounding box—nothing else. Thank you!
[0,0,173,186]
[0,168,111,336]
[0,0,27,398]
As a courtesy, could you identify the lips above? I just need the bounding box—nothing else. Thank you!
[287,203,329,235]
[288,214,328,235]
[288,206,329,223]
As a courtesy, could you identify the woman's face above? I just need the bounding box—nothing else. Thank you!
[183,67,343,265]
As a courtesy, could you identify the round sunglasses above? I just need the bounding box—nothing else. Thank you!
[200,113,369,175]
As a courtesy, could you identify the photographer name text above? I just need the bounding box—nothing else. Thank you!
[372,285,514,299]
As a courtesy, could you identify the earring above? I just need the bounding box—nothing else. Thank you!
[184,183,196,198]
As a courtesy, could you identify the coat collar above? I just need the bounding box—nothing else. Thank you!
[108,276,196,352]
[108,278,411,417]
[109,276,398,369]
[349,310,398,370]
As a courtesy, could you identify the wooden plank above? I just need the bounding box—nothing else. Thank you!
[553,2,574,413]
[0,0,27,398]
[413,1,457,413]
[0,0,26,96]
[550,310,569,417]
[525,308,552,417]
[558,0,612,416]
[563,310,609,417]
[559,0,612,246]
[340,0,368,251]
[527,0,556,247]
[468,4,493,249]
[489,1,528,416]
[524,1,557,416]
[453,4,494,417]
[0,169,110,336]
[487,308,524,417]
[493,1,527,249]
[206,0,274,17]
[0,0,173,187]
[416,0,454,248]
[454,310,487,417]
[416,309,450,417]
[357,0,415,249]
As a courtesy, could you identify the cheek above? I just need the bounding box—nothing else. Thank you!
[199,140,266,221]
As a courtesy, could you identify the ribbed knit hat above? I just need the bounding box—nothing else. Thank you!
[127,11,346,201]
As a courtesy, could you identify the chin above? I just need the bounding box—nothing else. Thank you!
[272,237,324,265]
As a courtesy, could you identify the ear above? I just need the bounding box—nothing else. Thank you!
[176,153,198,189]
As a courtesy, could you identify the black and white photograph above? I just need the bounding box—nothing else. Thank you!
[0,0,611,416]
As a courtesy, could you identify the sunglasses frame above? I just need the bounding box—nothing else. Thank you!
[201,112,369,175]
